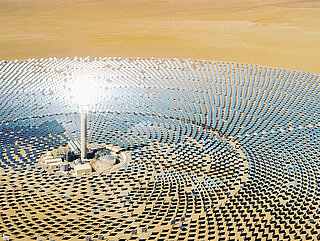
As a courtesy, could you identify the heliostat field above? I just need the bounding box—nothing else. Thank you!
[0,57,319,240]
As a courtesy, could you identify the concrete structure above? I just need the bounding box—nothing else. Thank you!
[99,154,115,162]
[42,156,54,163]
[68,140,80,154]
[43,158,62,165]
[80,105,89,160]
[48,162,62,170]
[41,157,63,170]
[74,163,92,175]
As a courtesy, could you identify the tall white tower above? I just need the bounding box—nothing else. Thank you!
[71,71,108,162]
[80,105,89,161]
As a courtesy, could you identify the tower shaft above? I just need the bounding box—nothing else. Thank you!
[80,105,88,160]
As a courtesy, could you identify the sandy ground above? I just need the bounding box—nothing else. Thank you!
[0,0,319,73]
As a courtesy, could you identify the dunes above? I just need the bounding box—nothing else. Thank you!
[0,0,319,72]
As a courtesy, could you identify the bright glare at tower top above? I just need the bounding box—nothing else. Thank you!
[72,74,97,106]
[70,72,109,108]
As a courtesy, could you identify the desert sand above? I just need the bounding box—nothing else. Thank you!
[0,0,319,73]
